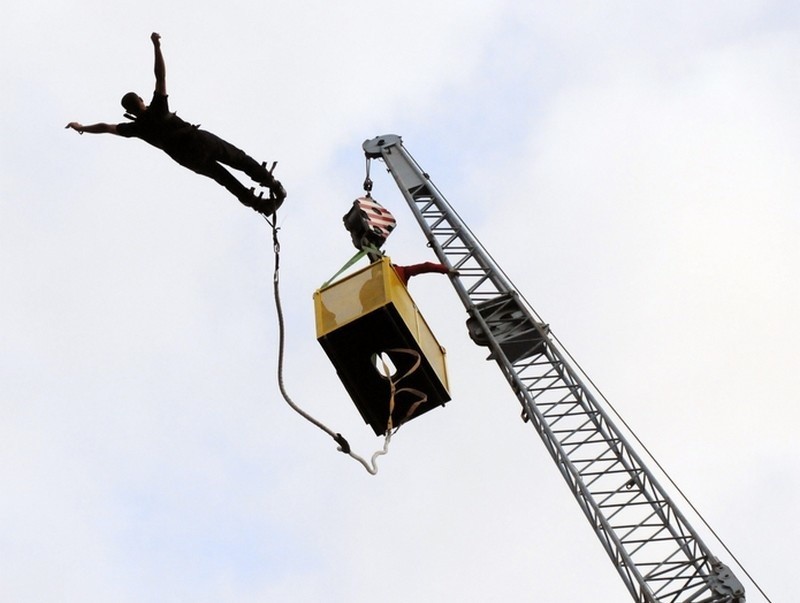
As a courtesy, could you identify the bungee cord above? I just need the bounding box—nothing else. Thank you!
[262,211,393,475]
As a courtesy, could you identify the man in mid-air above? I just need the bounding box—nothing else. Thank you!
[66,32,285,216]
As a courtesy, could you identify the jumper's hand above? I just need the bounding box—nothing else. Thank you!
[65,122,84,134]
[151,32,161,46]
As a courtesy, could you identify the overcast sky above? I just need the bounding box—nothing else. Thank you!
[1,1,796,602]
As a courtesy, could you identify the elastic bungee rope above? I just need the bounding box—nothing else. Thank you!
[263,212,391,475]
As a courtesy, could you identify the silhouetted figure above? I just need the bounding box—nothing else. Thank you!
[66,33,284,216]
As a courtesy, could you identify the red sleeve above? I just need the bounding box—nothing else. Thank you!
[392,265,409,285]
[393,262,449,284]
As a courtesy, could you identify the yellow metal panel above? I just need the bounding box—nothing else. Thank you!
[314,260,386,337]
[313,256,450,434]
[384,266,449,389]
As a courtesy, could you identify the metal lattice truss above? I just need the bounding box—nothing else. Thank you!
[362,135,744,603]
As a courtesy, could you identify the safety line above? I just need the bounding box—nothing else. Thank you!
[320,242,384,289]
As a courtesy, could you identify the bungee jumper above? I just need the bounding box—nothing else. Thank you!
[66,32,285,216]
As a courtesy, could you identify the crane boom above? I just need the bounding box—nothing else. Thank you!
[362,134,745,603]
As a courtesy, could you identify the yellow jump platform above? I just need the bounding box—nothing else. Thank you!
[314,256,450,435]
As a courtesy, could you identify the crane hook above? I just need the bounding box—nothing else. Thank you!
[363,156,373,196]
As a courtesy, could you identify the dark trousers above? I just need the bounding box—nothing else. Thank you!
[167,130,273,205]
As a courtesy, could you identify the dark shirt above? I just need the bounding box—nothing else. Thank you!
[116,92,198,157]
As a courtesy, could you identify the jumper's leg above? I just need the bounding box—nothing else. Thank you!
[184,160,280,216]
[196,131,286,203]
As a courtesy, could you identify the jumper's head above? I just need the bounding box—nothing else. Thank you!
[121,92,146,115]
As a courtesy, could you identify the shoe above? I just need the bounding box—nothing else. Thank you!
[269,179,286,204]
[242,187,282,216]
[254,196,280,216]
[239,189,258,208]
[256,162,278,188]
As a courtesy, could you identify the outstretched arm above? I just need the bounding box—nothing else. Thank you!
[151,32,166,95]
[65,122,118,135]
